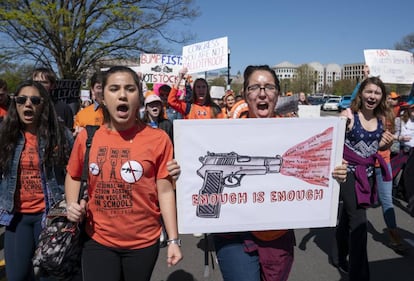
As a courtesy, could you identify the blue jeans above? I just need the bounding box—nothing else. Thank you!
[4,212,55,281]
[214,235,260,281]
[376,163,396,228]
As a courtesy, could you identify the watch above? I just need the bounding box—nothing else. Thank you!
[167,238,182,247]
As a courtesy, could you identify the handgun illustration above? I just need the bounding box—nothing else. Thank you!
[196,152,282,218]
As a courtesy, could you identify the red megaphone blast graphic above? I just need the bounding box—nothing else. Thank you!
[280,127,333,187]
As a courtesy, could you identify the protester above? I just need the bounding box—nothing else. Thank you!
[158,84,183,121]
[65,66,182,281]
[0,80,73,281]
[221,90,236,118]
[73,72,104,137]
[398,100,414,216]
[346,71,406,255]
[298,92,309,105]
[387,92,401,117]
[143,94,173,142]
[168,68,222,119]
[213,65,348,281]
[374,98,407,254]
[0,79,9,119]
[336,76,394,280]
[168,68,223,237]
[235,93,244,103]
[32,67,74,129]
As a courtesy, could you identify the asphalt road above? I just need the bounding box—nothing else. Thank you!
[151,199,414,281]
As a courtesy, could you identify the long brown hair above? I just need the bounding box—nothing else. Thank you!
[350,76,388,118]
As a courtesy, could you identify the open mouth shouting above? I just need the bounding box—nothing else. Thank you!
[116,103,130,118]
[22,109,36,122]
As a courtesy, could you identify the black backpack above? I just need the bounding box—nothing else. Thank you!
[33,125,99,280]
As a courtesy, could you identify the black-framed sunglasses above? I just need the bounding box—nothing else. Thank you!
[14,95,43,105]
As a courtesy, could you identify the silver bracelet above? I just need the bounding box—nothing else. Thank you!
[167,238,182,246]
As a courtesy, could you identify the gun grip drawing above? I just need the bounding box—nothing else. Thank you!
[196,170,224,218]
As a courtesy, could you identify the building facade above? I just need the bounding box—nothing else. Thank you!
[272,61,365,94]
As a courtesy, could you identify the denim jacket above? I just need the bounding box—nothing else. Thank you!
[0,129,73,226]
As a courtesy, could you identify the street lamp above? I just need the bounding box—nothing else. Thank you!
[227,48,231,90]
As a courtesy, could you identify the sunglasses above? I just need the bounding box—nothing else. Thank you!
[15,96,43,105]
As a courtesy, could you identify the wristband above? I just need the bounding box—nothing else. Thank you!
[167,238,182,247]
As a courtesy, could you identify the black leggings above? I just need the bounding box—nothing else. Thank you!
[336,172,372,281]
[81,238,159,281]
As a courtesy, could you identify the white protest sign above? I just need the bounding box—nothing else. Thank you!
[182,36,228,74]
[80,90,90,101]
[174,117,346,234]
[364,49,414,84]
[210,86,225,99]
[139,53,183,85]
[298,105,321,118]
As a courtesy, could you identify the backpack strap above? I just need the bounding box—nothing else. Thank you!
[77,125,99,203]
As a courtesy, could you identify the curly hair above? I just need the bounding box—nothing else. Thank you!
[0,80,71,175]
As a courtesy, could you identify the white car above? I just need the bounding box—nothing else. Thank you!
[322,97,341,111]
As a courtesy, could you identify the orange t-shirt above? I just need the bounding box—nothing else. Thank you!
[15,132,44,213]
[375,149,391,167]
[229,100,249,119]
[67,125,173,249]
[73,104,104,128]
[168,87,216,119]
[0,105,7,118]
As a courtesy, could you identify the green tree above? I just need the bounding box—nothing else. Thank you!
[279,79,292,94]
[395,33,414,53]
[210,76,226,87]
[0,0,198,79]
[291,64,316,94]
[0,62,34,93]
[332,79,358,96]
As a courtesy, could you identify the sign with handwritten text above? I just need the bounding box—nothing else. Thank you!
[174,117,346,234]
[182,36,228,74]
[139,53,183,85]
[52,80,81,101]
[364,49,414,84]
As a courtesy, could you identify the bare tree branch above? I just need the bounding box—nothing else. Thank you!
[0,0,198,79]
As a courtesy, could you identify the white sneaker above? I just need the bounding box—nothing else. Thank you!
[193,233,203,238]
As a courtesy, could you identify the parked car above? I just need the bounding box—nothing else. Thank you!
[322,97,341,111]
[338,95,352,111]
[308,96,326,106]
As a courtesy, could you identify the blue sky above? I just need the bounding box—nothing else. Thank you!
[170,0,413,75]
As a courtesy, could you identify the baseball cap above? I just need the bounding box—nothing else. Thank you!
[389,92,400,99]
[144,94,162,106]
